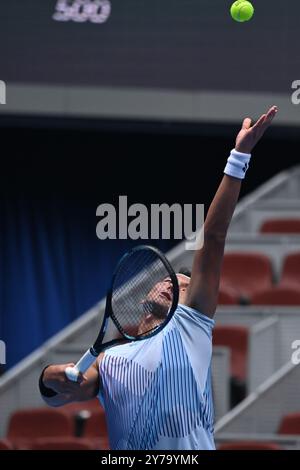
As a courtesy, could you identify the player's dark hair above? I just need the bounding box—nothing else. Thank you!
[178,267,191,277]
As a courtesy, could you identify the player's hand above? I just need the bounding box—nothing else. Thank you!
[235,105,278,154]
[43,363,87,394]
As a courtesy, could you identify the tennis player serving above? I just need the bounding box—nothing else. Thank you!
[39,105,278,450]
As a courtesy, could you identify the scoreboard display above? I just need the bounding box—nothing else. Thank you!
[0,0,299,122]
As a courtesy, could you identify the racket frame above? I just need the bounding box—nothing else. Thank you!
[65,245,179,381]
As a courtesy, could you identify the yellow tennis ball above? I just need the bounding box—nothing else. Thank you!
[230,1,254,22]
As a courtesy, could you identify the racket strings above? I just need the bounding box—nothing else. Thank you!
[111,250,175,339]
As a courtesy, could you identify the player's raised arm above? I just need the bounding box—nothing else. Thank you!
[185,105,278,318]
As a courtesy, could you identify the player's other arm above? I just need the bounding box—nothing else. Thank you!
[186,105,278,319]
[39,356,103,407]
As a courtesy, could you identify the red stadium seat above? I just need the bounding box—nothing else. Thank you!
[62,398,103,438]
[280,252,300,288]
[7,407,74,449]
[26,437,95,450]
[213,325,248,382]
[220,252,273,303]
[0,439,13,450]
[251,285,300,306]
[278,412,300,435]
[62,398,100,416]
[83,408,110,449]
[213,325,248,407]
[218,286,238,305]
[218,441,282,450]
[260,219,300,234]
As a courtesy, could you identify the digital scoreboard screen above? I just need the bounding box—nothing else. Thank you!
[0,0,299,123]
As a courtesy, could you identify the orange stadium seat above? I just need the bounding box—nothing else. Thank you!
[278,412,300,435]
[213,325,249,382]
[251,285,300,306]
[213,325,249,407]
[62,398,100,416]
[220,252,273,303]
[26,437,95,450]
[280,252,300,288]
[83,408,110,450]
[260,219,300,234]
[218,286,238,305]
[0,439,13,450]
[7,407,74,449]
[62,398,103,438]
[218,441,282,450]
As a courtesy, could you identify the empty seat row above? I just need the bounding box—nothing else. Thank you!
[219,284,300,306]
[217,411,300,450]
[260,218,300,234]
[218,251,300,305]
[3,402,109,450]
[218,441,282,450]
[213,323,300,410]
[3,408,300,450]
[213,325,248,383]
[213,325,248,407]
[0,437,283,451]
[0,437,95,450]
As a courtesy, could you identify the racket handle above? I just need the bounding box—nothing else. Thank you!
[65,349,97,382]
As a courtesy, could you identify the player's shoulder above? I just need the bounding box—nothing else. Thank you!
[101,340,140,360]
[96,352,105,367]
[174,303,215,330]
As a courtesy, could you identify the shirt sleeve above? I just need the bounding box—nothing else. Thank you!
[171,304,215,392]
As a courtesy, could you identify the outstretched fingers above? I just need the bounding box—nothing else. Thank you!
[252,106,278,135]
[242,117,252,130]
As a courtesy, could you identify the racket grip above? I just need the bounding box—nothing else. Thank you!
[65,349,97,382]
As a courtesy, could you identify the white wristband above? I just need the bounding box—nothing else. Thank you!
[224,149,251,180]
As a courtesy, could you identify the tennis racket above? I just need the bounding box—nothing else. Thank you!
[65,245,179,381]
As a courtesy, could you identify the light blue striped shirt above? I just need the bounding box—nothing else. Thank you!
[98,304,215,450]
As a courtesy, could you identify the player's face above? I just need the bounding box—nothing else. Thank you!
[144,274,190,318]
[146,277,173,306]
[142,277,172,318]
